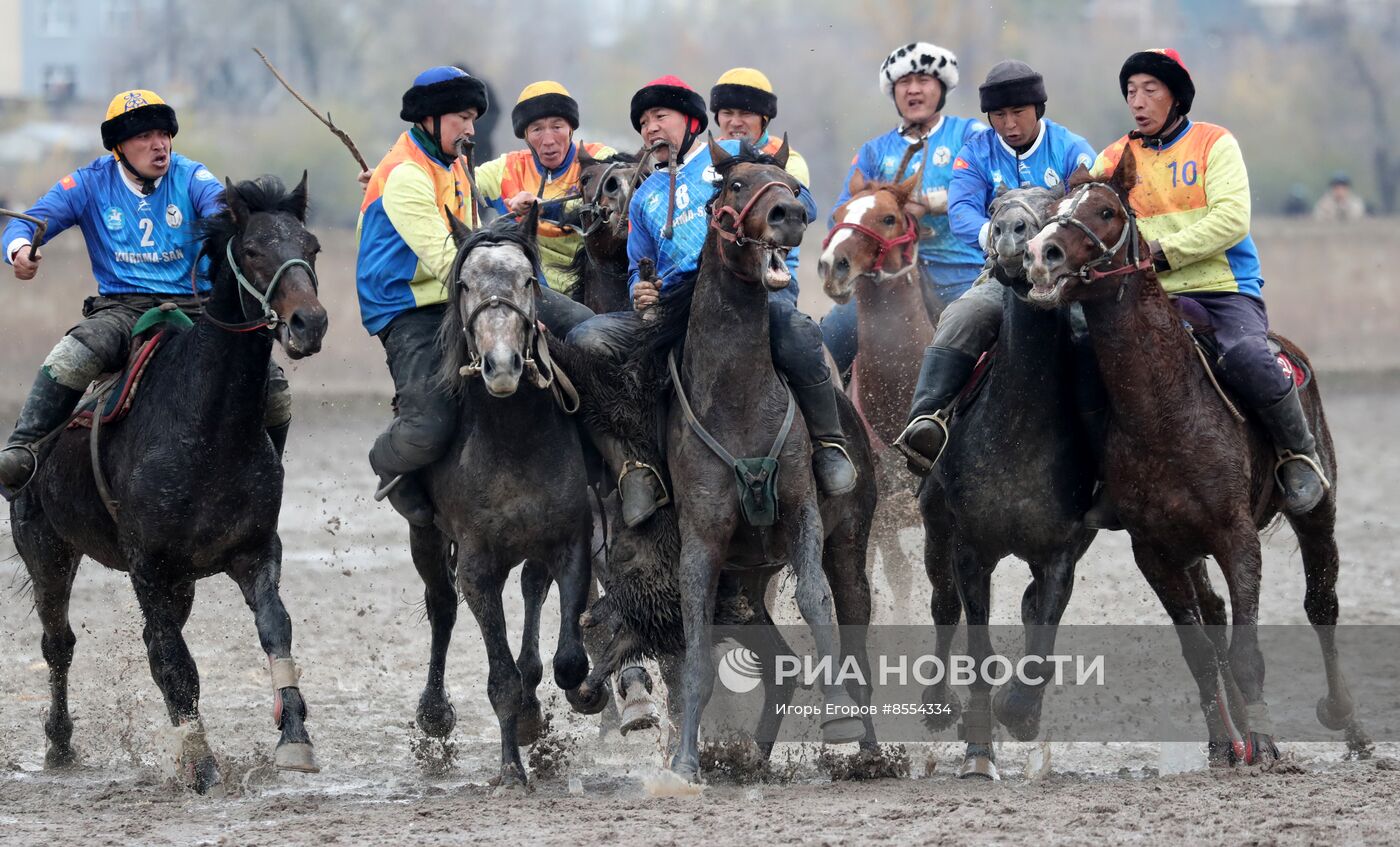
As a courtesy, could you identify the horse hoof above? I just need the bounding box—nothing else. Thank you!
[416,694,457,738]
[1316,696,1354,732]
[922,690,961,733]
[274,742,321,774]
[517,702,547,747]
[821,716,866,746]
[566,680,611,716]
[992,686,1042,741]
[186,755,223,794]
[645,767,703,797]
[958,756,1000,781]
[44,745,78,770]
[490,765,530,794]
[1245,732,1280,765]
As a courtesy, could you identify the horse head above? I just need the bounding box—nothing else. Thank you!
[818,170,921,302]
[213,172,328,358]
[1025,150,1148,308]
[986,186,1059,285]
[440,204,544,397]
[706,134,806,291]
[577,148,641,245]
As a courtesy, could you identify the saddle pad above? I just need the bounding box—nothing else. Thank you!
[69,330,168,429]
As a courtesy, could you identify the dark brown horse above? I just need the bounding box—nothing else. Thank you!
[1024,152,1365,761]
[9,175,329,792]
[570,148,642,314]
[819,172,932,621]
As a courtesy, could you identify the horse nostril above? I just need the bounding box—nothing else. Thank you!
[1045,244,1064,266]
[510,352,523,374]
[1014,221,1026,234]
[835,256,849,274]
[604,177,621,195]
[992,224,1002,238]
[767,204,787,225]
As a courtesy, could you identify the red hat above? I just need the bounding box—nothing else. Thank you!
[630,75,709,133]
[1119,49,1195,115]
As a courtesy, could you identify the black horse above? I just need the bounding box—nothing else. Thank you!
[569,148,642,314]
[10,174,328,792]
[411,206,594,790]
[917,188,1097,779]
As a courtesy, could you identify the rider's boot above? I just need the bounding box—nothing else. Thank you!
[1257,385,1330,515]
[266,421,291,462]
[792,377,857,496]
[0,370,85,490]
[592,430,668,528]
[372,467,435,527]
[894,347,976,476]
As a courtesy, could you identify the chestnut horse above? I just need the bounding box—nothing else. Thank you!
[1024,152,1366,762]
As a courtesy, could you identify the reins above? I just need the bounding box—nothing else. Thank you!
[194,236,320,333]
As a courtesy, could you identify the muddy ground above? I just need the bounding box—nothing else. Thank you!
[1,374,1398,846]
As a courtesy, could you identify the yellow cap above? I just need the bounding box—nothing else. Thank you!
[516,80,572,104]
[714,68,774,94]
[104,89,167,121]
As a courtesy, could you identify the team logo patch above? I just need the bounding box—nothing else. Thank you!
[646,194,661,212]
[194,168,216,182]
[104,207,124,231]
[991,170,1004,185]
[122,91,149,111]
[1044,168,1061,187]
[60,174,77,190]
[702,165,719,184]
[952,157,970,170]
[932,145,951,166]
[166,204,183,228]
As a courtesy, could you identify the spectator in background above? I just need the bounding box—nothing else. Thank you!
[1281,183,1310,217]
[1313,171,1367,222]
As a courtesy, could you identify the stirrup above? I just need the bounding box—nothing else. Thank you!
[372,473,404,502]
[618,459,671,507]
[0,443,41,494]
[1275,451,1332,493]
[814,440,858,493]
[893,409,950,475]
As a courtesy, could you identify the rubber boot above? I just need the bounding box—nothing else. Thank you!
[791,378,857,496]
[1256,385,1329,515]
[0,369,85,489]
[266,420,291,462]
[1079,405,1123,531]
[894,347,976,476]
[591,429,668,528]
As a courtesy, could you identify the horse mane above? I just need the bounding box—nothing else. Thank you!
[196,176,308,278]
[436,215,543,394]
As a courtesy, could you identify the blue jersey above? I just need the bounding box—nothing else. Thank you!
[627,138,817,305]
[2,153,223,296]
[948,118,1096,250]
[834,116,987,276]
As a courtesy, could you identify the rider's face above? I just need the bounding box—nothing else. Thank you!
[895,74,943,126]
[638,107,688,162]
[117,129,172,178]
[988,105,1040,149]
[435,109,479,151]
[1125,73,1174,136]
[715,109,765,142]
[525,117,573,169]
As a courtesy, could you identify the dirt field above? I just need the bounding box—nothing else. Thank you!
[1,241,1399,845]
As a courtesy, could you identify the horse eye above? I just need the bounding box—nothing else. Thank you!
[882,215,896,226]
[731,181,743,191]
[1100,208,1114,220]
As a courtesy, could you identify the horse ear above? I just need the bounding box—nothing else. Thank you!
[896,171,921,201]
[446,206,472,248]
[578,146,596,167]
[771,132,790,169]
[1066,164,1095,190]
[290,170,309,221]
[223,178,249,226]
[707,133,732,169]
[1111,148,1138,197]
[521,199,541,248]
[847,169,867,196]
[993,184,1009,199]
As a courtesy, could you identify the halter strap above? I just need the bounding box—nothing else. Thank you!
[710,179,800,248]
[821,210,920,285]
[1042,184,1147,283]
[577,159,632,237]
[202,237,319,333]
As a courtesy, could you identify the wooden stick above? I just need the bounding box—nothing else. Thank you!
[0,208,46,261]
[252,47,369,173]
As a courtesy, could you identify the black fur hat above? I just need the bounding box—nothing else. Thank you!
[979,60,1047,113]
[400,66,490,123]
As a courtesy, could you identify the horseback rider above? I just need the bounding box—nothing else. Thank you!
[474,81,617,293]
[709,67,811,187]
[820,41,988,375]
[0,89,293,490]
[897,61,1098,475]
[566,74,855,527]
[358,66,594,525]
[1092,49,1328,514]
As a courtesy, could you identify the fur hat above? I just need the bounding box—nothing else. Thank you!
[101,89,178,151]
[629,75,708,133]
[709,68,778,120]
[978,60,1047,112]
[1119,49,1194,115]
[879,42,959,100]
[400,66,489,123]
[511,80,579,138]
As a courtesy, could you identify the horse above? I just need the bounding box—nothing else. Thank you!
[9,174,329,792]
[414,204,594,790]
[1023,151,1367,761]
[818,172,935,621]
[913,187,1098,779]
[570,148,643,314]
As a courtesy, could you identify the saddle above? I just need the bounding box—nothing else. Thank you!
[1173,296,1312,390]
[69,306,192,430]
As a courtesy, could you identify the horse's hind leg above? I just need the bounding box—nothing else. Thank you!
[1213,530,1279,763]
[458,553,528,789]
[823,518,877,748]
[953,541,998,780]
[1288,499,1370,755]
[14,509,82,768]
[516,560,550,746]
[228,539,318,775]
[920,495,962,733]
[550,536,593,694]
[410,524,458,738]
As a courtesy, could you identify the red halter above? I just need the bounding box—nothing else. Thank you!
[822,210,920,281]
[710,179,801,247]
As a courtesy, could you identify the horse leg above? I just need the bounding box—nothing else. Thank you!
[15,512,82,769]
[458,553,528,789]
[1188,559,1251,751]
[994,549,1078,742]
[732,571,796,761]
[227,541,318,775]
[921,500,963,732]
[1214,530,1278,763]
[130,567,218,792]
[669,526,723,782]
[789,496,864,745]
[409,523,458,738]
[953,541,998,780]
[516,560,550,747]
[1132,541,1237,763]
[823,521,878,749]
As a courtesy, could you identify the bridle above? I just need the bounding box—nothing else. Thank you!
[821,195,919,285]
[576,159,635,238]
[449,240,556,392]
[201,235,319,333]
[1042,183,1152,283]
[710,178,800,250]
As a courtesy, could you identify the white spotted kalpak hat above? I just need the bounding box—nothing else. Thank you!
[879,42,960,98]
